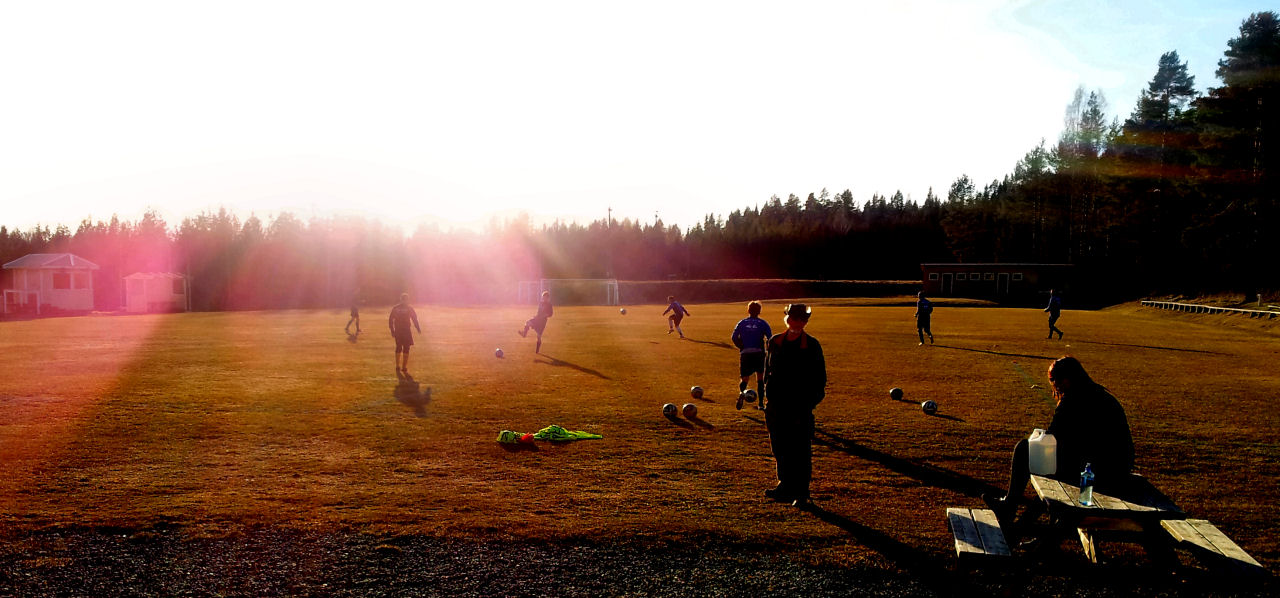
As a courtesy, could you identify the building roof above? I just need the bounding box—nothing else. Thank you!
[2,253,100,270]
[123,272,184,280]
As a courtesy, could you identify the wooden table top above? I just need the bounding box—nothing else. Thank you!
[1030,474,1184,523]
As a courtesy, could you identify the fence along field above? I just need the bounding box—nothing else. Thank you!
[0,301,1276,572]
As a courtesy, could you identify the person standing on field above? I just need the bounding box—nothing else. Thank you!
[345,289,361,336]
[389,293,422,379]
[1044,288,1064,339]
[663,295,690,338]
[763,303,827,509]
[518,290,553,354]
[731,300,772,410]
[914,291,934,345]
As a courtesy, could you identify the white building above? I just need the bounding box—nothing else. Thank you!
[2,253,99,315]
[123,272,189,313]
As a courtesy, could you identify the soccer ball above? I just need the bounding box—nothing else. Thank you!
[741,389,758,404]
[620,308,627,315]
[921,400,938,415]
[889,387,904,401]
[494,348,504,358]
[690,386,703,399]
[682,403,698,418]
[662,403,678,417]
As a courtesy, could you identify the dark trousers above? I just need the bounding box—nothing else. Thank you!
[1047,312,1062,336]
[917,317,932,342]
[766,409,815,499]
[1006,438,1032,501]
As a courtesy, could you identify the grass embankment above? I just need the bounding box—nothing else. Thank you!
[0,299,1276,574]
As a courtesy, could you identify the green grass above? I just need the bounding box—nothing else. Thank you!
[1,300,1277,570]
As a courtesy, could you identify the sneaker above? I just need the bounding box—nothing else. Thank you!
[764,488,792,502]
[1058,331,1063,339]
[982,492,1017,519]
[929,336,934,344]
[518,329,527,338]
[667,329,673,334]
[918,342,924,346]
[735,392,744,411]
[791,497,814,510]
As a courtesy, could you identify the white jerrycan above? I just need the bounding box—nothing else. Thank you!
[1027,428,1057,475]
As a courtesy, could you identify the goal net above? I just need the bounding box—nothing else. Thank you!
[518,279,619,305]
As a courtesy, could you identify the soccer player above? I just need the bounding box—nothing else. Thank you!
[914,291,934,345]
[344,289,361,336]
[518,290,553,353]
[388,293,422,379]
[663,295,690,338]
[731,300,772,410]
[762,303,827,509]
[1044,288,1063,339]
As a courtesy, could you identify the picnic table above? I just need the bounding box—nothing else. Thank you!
[1029,473,1184,564]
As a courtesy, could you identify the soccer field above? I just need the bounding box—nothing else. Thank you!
[1,300,1277,573]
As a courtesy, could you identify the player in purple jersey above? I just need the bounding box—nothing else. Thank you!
[731,300,772,410]
[388,293,422,379]
[518,291,554,353]
[663,295,690,338]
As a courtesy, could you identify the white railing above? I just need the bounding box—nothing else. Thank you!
[1141,300,1278,319]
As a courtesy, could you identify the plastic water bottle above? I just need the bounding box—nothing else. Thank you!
[1079,463,1095,506]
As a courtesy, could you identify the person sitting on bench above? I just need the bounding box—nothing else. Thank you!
[985,356,1134,519]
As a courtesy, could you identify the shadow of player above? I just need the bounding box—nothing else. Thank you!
[682,337,736,350]
[534,355,611,380]
[934,344,1056,361]
[347,333,358,344]
[394,380,432,418]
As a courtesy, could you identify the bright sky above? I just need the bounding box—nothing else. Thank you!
[0,0,1272,233]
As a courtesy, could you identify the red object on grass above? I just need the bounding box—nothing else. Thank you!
[520,433,534,444]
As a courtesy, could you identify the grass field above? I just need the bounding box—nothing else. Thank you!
[1,299,1278,590]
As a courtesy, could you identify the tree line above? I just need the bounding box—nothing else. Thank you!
[3,11,1277,309]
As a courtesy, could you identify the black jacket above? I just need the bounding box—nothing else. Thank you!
[1048,383,1134,483]
[763,332,826,413]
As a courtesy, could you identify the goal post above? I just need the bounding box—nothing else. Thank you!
[518,279,619,305]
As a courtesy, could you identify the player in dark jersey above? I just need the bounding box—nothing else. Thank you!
[344,289,361,336]
[663,295,690,338]
[731,300,772,410]
[914,292,934,345]
[518,291,554,353]
[1044,289,1063,339]
[388,293,422,379]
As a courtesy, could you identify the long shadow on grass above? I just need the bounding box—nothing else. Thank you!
[810,429,1001,498]
[745,415,1001,499]
[802,504,980,596]
[681,338,736,350]
[534,355,611,380]
[933,344,1056,361]
[1068,339,1227,355]
[394,381,432,417]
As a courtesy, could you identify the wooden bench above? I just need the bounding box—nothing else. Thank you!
[1161,519,1269,577]
[947,507,1011,560]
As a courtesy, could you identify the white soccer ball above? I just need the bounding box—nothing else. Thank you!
[921,400,938,415]
[494,348,504,358]
[682,403,698,418]
[889,387,904,401]
[620,308,627,315]
[741,389,758,403]
[662,403,678,417]
[690,386,703,399]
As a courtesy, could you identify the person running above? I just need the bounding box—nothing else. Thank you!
[1044,288,1064,339]
[388,293,422,379]
[731,300,772,410]
[663,295,690,338]
[983,356,1133,520]
[518,291,553,353]
[344,289,361,336]
[763,303,827,509]
[914,291,934,345]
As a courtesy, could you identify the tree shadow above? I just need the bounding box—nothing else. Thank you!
[934,344,1057,361]
[682,337,736,350]
[810,428,1002,499]
[534,355,611,380]
[1069,339,1226,355]
[393,380,431,418]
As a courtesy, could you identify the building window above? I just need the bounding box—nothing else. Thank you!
[1012,273,1024,281]
[74,273,89,289]
[53,273,71,289]
[928,273,938,281]
[956,273,966,281]
[971,273,980,280]
[173,279,185,294]
[984,273,995,280]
